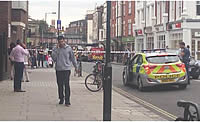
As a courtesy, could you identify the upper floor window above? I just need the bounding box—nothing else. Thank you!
[197,1,200,15]
[128,19,131,35]
[128,1,132,14]
[12,1,28,12]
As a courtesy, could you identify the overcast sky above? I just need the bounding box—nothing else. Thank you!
[29,0,105,28]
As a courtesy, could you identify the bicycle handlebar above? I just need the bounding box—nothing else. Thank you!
[176,100,200,121]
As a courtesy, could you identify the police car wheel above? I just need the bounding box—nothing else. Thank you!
[123,68,129,86]
[137,77,144,91]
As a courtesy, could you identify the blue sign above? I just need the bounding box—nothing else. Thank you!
[57,20,61,30]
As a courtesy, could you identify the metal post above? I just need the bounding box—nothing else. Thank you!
[45,13,47,23]
[57,0,60,39]
[103,1,112,121]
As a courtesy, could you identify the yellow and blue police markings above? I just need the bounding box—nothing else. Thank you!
[131,53,186,83]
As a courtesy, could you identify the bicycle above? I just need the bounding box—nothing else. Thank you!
[176,100,200,121]
[85,61,104,92]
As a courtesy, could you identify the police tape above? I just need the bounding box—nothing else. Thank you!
[27,49,135,54]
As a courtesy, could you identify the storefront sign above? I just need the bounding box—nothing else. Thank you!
[175,23,181,28]
[136,30,143,36]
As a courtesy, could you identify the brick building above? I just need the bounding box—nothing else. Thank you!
[0,1,28,81]
[110,1,135,52]
[64,19,87,45]
[0,2,12,80]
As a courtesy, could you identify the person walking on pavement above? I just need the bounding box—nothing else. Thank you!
[10,40,29,92]
[179,42,191,85]
[52,36,77,107]
[8,42,16,80]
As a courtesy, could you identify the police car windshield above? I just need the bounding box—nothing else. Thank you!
[146,55,179,64]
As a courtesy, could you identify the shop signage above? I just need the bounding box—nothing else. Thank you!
[136,30,143,36]
[175,23,181,28]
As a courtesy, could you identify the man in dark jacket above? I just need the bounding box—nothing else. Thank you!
[179,42,190,84]
[52,36,77,107]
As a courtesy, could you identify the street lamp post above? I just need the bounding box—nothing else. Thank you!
[44,12,56,48]
[57,0,60,39]
[45,12,56,24]
[103,1,112,121]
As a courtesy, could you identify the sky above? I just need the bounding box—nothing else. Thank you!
[29,0,105,28]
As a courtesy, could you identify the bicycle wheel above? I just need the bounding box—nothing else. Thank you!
[85,74,103,92]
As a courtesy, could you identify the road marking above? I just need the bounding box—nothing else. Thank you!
[113,87,177,120]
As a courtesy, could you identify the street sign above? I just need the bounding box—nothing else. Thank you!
[57,20,61,30]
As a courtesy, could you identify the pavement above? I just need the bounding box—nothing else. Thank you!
[0,67,166,121]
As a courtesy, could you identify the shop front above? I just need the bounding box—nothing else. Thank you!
[191,30,200,60]
[145,27,154,50]
[155,24,166,49]
[135,29,144,52]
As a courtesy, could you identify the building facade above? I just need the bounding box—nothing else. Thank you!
[134,1,200,60]
[86,10,94,44]
[0,1,28,81]
[111,1,135,52]
[64,19,87,45]
[92,6,103,42]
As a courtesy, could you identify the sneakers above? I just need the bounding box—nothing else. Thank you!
[14,90,26,92]
[59,99,64,104]
[65,103,71,107]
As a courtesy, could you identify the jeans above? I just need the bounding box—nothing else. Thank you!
[185,63,190,84]
[56,70,71,104]
[14,62,24,90]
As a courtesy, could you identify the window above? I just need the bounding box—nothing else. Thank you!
[123,21,125,36]
[123,2,126,16]
[171,2,175,21]
[128,1,132,14]
[192,40,195,57]
[146,55,179,64]
[147,37,154,49]
[157,2,160,24]
[178,1,182,18]
[137,10,140,26]
[142,9,144,21]
[136,55,143,65]
[128,19,131,35]
[12,1,28,11]
[152,5,154,17]
[197,1,200,15]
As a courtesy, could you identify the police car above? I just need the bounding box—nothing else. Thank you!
[122,49,188,91]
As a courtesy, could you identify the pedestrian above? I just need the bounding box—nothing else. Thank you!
[52,36,77,107]
[31,51,37,69]
[10,40,29,92]
[22,49,30,82]
[8,42,16,80]
[179,42,191,85]
[38,47,44,68]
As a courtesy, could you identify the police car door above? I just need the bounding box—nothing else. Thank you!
[135,55,143,80]
[131,55,139,83]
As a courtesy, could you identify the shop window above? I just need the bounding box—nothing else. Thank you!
[198,41,200,51]
[132,42,135,51]
[192,40,195,57]
[197,1,200,15]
